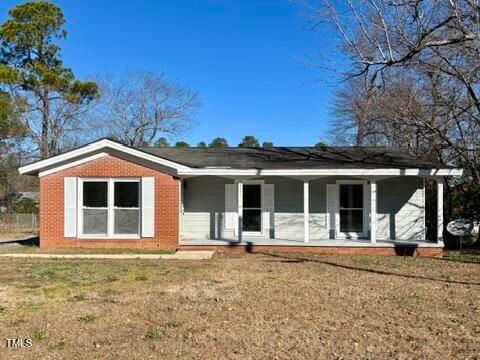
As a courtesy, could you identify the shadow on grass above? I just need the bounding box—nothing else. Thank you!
[432,257,480,265]
[436,250,480,264]
[0,236,39,247]
[259,252,480,286]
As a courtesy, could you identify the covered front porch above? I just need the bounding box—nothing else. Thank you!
[179,173,447,249]
[178,237,444,257]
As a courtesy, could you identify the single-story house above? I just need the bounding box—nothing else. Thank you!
[19,138,463,256]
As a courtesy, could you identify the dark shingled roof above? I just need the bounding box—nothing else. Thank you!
[137,146,453,169]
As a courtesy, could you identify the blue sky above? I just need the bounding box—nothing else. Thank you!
[0,0,336,146]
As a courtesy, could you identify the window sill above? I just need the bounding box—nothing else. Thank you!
[76,235,142,240]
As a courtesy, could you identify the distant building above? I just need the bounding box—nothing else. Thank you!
[0,191,39,214]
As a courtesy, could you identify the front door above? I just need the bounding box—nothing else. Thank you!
[338,183,365,237]
[242,184,262,234]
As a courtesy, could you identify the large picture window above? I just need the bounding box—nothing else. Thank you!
[80,179,140,237]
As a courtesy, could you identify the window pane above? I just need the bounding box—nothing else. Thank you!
[83,182,108,207]
[83,209,108,234]
[243,209,261,232]
[114,209,139,234]
[243,185,261,208]
[114,182,139,208]
[340,209,363,232]
[340,184,363,208]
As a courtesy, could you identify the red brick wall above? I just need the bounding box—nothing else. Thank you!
[39,155,179,249]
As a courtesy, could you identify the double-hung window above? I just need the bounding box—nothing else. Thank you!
[80,179,140,238]
[113,181,140,235]
[82,181,109,235]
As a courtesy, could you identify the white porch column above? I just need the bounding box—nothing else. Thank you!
[237,180,243,242]
[303,180,309,243]
[370,179,377,244]
[437,178,444,244]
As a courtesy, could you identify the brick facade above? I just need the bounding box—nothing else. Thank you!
[39,155,179,249]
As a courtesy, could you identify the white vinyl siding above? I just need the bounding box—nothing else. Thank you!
[326,184,337,239]
[274,213,304,240]
[225,184,237,230]
[376,177,425,240]
[182,177,235,240]
[263,184,275,237]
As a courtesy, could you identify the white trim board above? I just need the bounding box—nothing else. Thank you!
[177,168,462,177]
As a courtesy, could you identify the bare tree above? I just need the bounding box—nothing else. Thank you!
[330,75,378,146]
[311,0,480,233]
[315,1,480,160]
[94,70,200,147]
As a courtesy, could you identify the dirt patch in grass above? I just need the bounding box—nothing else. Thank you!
[0,253,479,359]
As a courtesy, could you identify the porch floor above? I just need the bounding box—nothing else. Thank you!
[179,238,443,248]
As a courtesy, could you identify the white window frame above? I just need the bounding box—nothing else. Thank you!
[336,180,368,239]
[78,178,141,239]
[241,180,265,237]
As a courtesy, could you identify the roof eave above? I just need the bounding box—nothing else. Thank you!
[177,168,463,177]
[18,139,191,176]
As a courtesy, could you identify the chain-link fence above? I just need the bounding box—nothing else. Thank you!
[0,213,39,236]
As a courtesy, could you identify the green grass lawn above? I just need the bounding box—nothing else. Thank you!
[0,252,479,359]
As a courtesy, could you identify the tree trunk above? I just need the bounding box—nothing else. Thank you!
[40,90,49,159]
[356,78,377,147]
[356,114,365,146]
